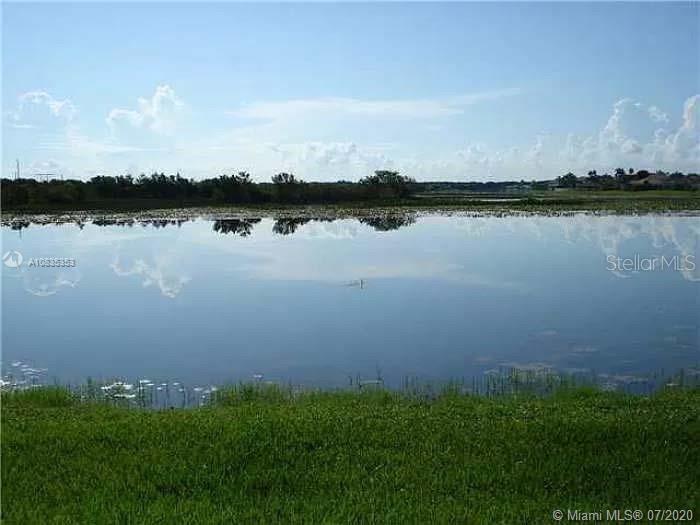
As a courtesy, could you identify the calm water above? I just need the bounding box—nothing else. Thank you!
[2,213,698,389]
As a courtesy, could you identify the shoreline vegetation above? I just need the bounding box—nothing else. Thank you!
[2,169,700,214]
[3,205,699,237]
[3,384,698,522]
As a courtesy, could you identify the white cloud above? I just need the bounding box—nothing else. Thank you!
[599,98,664,155]
[446,140,540,180]
[6,91,76,129]
[229,88,521,121]
[9,85,187,177]
[39,128,145,156]
[21,159,73,178]
[564,95,700,172]
[525,135,546,167]
[28,159,63,172]
[446,95,700,180]
[107,85,184,136]
[269,141,395,179]
[6,84,698,182]
[648,105,669,124]
[664,94,700,163]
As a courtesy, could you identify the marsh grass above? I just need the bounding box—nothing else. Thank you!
[3,365,697,412]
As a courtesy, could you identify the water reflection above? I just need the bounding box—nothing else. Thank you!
[359,214,416,231]
[23,271,81,297]
[213,218,261,237]
[272,218,311,235]
[1,212,697,387]
[93,218,189,228]
[9,219,31,230]
[111,255,191,298]
[2,213,420,233]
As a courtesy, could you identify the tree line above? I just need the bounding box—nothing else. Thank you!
[3,167,698,210]
[556,168,700,190]
[1,170,416,209]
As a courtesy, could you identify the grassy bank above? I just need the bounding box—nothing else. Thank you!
[411,190,700,212]
[2,387,698,523]
[2,190,700,215]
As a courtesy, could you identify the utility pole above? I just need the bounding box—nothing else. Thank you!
[15,159,20,180]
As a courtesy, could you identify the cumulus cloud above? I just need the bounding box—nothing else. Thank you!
[448,141,536,180]
[6,91,76,129]
[565,95,700,172]
[600,98,662,148]
[6,83,698,182]
[268,141,395,179]
[4,87,159,177]
[446,95,700,180]
[107,85,184,136]
[525,135,546,167]
[664,94,700,163]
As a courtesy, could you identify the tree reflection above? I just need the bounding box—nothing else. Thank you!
[90,218,190,228]
[272,218,311,235]
[147,219,189,229]
[93,218,133,227]
[3,215,421,235]
[359,214,416,231]
[9,220,30,231]
[212,219,261,237]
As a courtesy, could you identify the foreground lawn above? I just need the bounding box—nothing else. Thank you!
[2,388,699,523]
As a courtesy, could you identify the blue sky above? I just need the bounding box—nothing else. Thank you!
[3,2,698,181]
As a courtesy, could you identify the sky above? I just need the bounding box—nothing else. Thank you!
[2,2,699,182]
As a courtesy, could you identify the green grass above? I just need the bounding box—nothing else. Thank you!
[2,387,698,523]
[3,189,700,214]
[410,190,700,212]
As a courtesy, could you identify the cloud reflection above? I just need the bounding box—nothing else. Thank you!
[110,255,190,298]
[22,272,81,297]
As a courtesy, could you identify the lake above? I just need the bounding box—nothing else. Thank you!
[2,212,698,392]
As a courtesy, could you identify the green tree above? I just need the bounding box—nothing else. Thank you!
[558,172,577,188]
[359,170,415,199]
[271,172,305,203]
